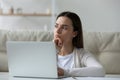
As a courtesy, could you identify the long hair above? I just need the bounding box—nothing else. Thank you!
[56,11,84,48]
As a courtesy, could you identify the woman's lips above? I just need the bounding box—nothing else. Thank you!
[55,34,61,38]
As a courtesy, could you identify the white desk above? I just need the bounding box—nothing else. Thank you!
[0,72,120,80]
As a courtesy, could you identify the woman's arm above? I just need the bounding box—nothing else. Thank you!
[64,52,105,77]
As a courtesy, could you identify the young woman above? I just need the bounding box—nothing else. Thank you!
[53,11,105,77]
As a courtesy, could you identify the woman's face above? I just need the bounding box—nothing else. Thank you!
[54,16,77,44]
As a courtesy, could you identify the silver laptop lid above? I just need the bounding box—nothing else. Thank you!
[7,41,58,78]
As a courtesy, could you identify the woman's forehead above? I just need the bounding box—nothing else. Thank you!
[56,16,72,25]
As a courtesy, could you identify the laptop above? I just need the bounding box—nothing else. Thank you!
[6,41,59,79]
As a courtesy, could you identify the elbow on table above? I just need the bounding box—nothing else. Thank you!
[93,66,106,77]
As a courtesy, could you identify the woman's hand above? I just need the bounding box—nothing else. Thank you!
[58,67,64,76]
[53,38,63,49]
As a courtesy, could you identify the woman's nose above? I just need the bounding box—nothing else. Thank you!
[56,27,62,34]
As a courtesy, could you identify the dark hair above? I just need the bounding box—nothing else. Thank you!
[56,11,84,48]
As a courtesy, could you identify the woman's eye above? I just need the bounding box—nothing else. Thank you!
[62,26,68,30]
[55,25,58,28]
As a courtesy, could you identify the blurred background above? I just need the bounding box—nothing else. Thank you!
[0,0,120,32]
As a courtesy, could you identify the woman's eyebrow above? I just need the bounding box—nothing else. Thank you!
[55,23,71,27]
[61,24,69,26]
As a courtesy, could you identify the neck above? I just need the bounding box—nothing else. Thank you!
[59,43,74,56]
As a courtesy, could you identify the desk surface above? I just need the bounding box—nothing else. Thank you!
[0,72,120,80]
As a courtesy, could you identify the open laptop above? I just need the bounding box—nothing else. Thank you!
[6,41,60,79]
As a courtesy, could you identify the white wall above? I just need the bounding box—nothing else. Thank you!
[56,0,120,32]
[0,0,120,32]
[0,0,52,31]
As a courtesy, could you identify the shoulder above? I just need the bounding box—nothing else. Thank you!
[75,48,93,56]
[73,48,95,67]
[74,48,96,62]
[74,48,99,67]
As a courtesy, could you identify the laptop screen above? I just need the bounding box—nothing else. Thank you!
[7,41,58,78]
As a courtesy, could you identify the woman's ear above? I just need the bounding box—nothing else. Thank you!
[73,31,78,37]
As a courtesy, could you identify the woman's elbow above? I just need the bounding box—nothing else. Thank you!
[94,66,106,77]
